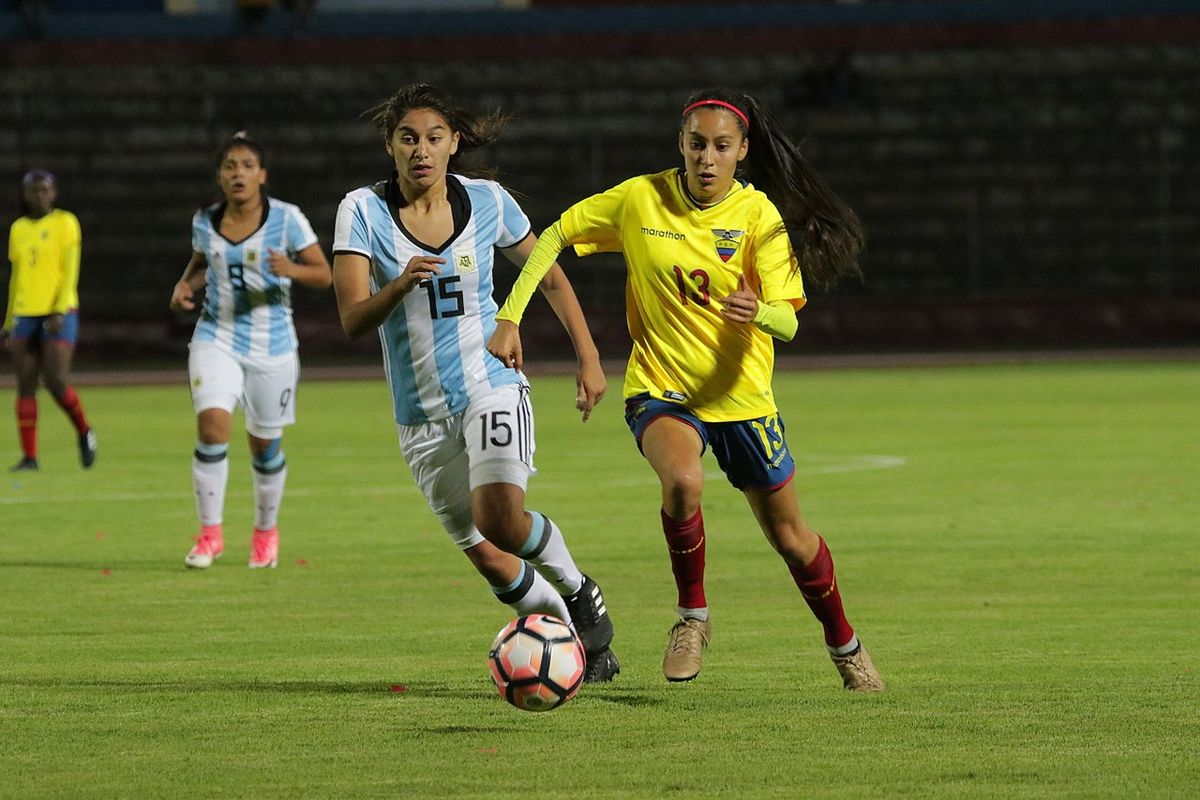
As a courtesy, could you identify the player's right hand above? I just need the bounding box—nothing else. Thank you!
[169,281,195,312]
[487,320,523,371]
[394,255,445,295]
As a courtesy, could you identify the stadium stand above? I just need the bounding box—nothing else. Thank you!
[1,1,1198,356]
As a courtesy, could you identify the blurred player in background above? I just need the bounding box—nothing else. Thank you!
[2,169,96,472]
[489,88,884,692]
[169,132,331,569]
[332,84,619,682]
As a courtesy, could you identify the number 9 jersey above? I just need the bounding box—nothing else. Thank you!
[562,168,806,423]
[333,174,529,425]
[190,197,319,359]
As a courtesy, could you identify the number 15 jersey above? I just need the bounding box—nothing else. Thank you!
[562,168,806,422]
[334,174,529,425]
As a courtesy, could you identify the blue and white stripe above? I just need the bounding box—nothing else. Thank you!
[191,198,318,359]
[333,175,531,425]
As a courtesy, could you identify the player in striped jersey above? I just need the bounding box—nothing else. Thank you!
[491,89,884,692]
[169,132,331,570]
[2,169,95,472]
[332,85,618,682]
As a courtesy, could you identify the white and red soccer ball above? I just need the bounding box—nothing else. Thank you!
[488,614,585,712]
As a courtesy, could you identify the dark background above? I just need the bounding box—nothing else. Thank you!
[2,0,1198,367]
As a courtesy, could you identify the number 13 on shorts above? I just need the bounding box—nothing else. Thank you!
[750,414,787,460]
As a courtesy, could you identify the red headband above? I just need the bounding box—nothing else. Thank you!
[682,99,749,131]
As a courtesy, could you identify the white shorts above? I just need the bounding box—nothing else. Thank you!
[398,382,536,550]
[188,342,298,439]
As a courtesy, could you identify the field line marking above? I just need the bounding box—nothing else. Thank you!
[0,454,905,505]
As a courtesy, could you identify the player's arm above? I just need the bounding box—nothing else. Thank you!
[718,275,798,341]
[169,252,208,312]
[487,220,570,371]
[3,225,18,338]
[332,251,444,340]
[500,232,606,421]
[51,232,82,316]
[268,243,332,289]
[2,257,15,338]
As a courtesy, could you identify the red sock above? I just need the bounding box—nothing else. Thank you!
[662,507,707,610]
[787,536,855,649]
[53,386,90,434]
[16,397,37,459]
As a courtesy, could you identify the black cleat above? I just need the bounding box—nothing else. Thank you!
[10,456,38,472]
[79,430,97,468]
[583,647,620,683]
[564,574,614,657]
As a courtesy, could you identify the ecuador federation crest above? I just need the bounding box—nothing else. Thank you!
[711,229,745,263]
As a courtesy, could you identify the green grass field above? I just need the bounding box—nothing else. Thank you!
[2,361,1197,799]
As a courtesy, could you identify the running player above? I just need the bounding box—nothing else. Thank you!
[489,89,883,691]
[169,132,332,569]
[331,84,618,682]
[2,169,96,472]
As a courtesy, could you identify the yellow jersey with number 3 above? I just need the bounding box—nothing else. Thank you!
[4,209,82,329]
[561,168,805,422]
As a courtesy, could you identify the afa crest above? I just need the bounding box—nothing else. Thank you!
[455,252,476,273]
[711,229,745,263]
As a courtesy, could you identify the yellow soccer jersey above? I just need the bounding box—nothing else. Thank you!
[4,209,82,329]
[562,168,805,422]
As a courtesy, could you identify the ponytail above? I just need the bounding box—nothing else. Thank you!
[682,89,864,290]
[364,83,508,181]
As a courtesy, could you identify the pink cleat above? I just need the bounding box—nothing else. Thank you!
[248,527,279,569]
[185,526,224,569]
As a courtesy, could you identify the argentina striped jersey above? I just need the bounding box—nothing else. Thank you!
[333,174,530,425]
[190,197,319,358]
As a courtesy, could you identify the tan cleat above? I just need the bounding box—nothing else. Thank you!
[663,618,711,682]
[831,642,885,692]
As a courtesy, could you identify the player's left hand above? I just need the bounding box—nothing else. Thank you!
[487,320,523,371]
[268,249,295,278]
[718,275,759,324]
[575,359,607,422]
[44,314,64,335]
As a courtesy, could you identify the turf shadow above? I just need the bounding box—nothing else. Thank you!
[0,559,179,572]
[0,677,484,698]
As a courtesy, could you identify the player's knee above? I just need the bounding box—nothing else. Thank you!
[769,522,820,564]
[661,471,704,517]
[196,423,228,445]
[251,438,285,474]
[476,512,526,551]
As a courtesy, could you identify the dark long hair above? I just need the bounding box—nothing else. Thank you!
[364,84,507,181]
[682,89,864,290]
[215,130,267,170]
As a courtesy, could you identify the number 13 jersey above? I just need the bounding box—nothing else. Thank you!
[561,168,806,422]
[334,174,529,425]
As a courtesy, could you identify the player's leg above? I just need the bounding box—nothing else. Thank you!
[727,415,883,693]
[39,310,94,467]
[465,383,616,678]
[744,485,882,692]
[184,343,240,568]
[245,432,283,569]
[397,417,569,621]
[463,541,570,621]
[8,318,41,471]
[626,395,712,681]
[241,353,298,569]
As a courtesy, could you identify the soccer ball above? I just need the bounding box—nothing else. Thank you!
[488,614,586,712]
